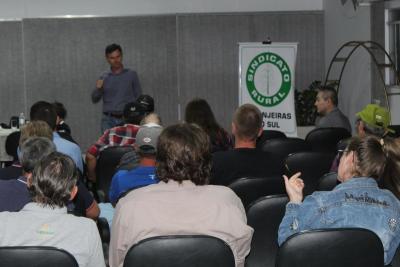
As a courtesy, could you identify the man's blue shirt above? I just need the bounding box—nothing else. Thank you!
[109,166,158,204]
[53,132,83,172]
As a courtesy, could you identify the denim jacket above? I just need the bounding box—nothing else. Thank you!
[278,177,400,265]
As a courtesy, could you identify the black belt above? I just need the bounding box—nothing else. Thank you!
[103,112,123,119]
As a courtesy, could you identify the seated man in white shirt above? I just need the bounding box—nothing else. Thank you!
[110,123,253,267]
[0,152,105,267]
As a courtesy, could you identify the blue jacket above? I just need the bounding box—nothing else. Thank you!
[278,177,400,265]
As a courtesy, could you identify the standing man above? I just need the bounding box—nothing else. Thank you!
[92,43,142,133]
[314,86,352,133]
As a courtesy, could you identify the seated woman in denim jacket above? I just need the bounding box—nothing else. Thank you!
[278,135,400,265]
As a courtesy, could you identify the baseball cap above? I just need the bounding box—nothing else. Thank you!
[356,104,391,130]
[135,124,163,154]
[137,95,154,113]
[123,102,146,121]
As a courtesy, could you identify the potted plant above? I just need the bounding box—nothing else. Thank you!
[295,80,320,138]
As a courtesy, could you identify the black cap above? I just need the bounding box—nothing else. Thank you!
[137,95,154,113]
[123,102,146,124]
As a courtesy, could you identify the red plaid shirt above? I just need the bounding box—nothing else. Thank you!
[87,124,140,157]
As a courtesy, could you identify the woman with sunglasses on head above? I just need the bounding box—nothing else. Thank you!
[278,135,400,265]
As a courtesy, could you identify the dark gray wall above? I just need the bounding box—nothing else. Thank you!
[0,11,324,150]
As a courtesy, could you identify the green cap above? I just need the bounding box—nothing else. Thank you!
[356,104,391,130]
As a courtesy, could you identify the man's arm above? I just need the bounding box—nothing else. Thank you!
[86,153,97,182]
[132,71,142,98]
[91,79,104,103]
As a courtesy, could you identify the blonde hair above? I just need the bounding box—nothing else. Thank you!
[20,121,53,146]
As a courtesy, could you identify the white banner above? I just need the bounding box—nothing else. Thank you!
[239,42,298,137]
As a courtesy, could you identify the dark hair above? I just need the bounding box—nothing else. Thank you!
[20,137,56,173]
[156,123,211,185]
[30,101,57,130]
[317,86,338,106]
[53,101,67,119]
[185,98,225,142]
[29,152,78,208]
[381,138,400,199]
[233,104,262,141]
[105,43,122,56]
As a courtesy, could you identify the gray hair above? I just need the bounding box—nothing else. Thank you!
[20,137,56,173]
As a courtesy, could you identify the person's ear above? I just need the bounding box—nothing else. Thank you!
[257,128,263,137]
[231,122,236,135]
[26,173,33,187]
[69,185,78,201]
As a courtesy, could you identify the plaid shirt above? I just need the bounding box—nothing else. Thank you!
[87,124,140,157]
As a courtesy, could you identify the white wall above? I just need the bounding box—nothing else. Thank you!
[324,0,372,133]
[1,0,323,19]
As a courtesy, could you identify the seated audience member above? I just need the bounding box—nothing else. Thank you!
[210,104,282,185]
[117,113,162,171]
[278,136,400,265]
[185,98,232,153]
[0,152,105,267]
[30,101,83,172]
[109,123,253,267]
[314,86,352,133]
[137,94,155,115]
[330,104,392,172]
[109,124,162,205]
[86,101,146,182]
[53,101,72,135]
[53,101,77,144]
[0,136,100,219]
[0,121,53,180]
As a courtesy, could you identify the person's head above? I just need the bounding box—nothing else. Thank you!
[52,102,67,124]
[30,101,57,130]
[135,124,163,158]
[137,94,155,114]
[105,43,123,70]
[140,113,162,126]
[232,103,263,142]
[338,135,390,183]
[185,98,220,134]
[28,152,78,208]
[123,102,146,125]
[156,123,211,185]
[355,104,391,138]
[20,137,56,174]
[314,86,338,115]
[19,121,53,146]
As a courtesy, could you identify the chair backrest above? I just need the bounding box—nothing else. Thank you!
[123,235,235,267]
[316,172,338,191]
[285,152,335,195]
[245,195,288,267]
[261,138,311,168]
[256,130,286,148]
[5,131,20,162]
[228,176,285,210]
[276,228,384,267]
[305,127,351,154]
[96,146,134,202]
[0,246,79,267]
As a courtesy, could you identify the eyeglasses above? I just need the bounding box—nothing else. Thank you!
[337,149,349,161]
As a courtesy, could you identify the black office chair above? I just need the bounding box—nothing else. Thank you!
[95,146,134,202]
[261,138,311,167]
[245,195,289,267]
[123,235,235,267]
[285,151,335,195]
[0,246,79,267]
[305,127,351,154]
[228,176,285,210]
[256,130,286,148]
[276,228,384,267]
[316,172,339,191]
